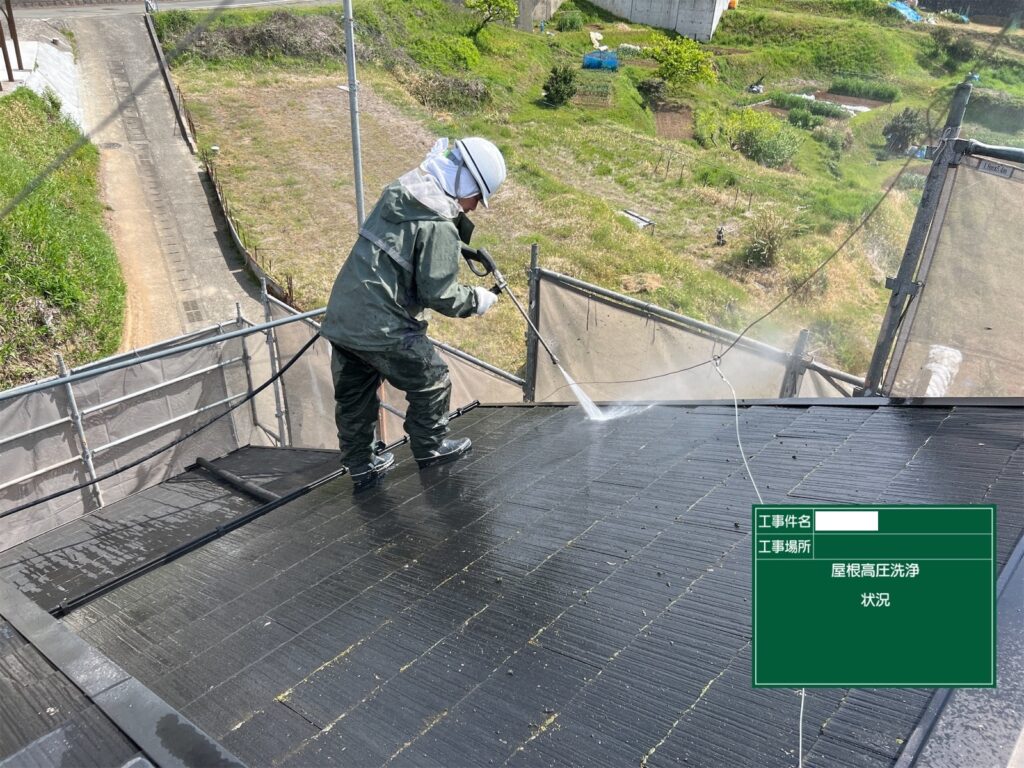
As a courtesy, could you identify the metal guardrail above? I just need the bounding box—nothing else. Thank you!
[0,311,323,517]
[0,309,325,403]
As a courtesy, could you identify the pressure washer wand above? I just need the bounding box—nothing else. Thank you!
[462,245,560,366]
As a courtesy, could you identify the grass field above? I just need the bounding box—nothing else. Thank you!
[155,0,1022,375]
[0,89,124,389]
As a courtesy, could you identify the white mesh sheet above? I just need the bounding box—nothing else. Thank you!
[0,325,265,552]
[0,388,85,549]
[888,159,1024,397]
[266,302,337,450]
[799,367,856,397]
[534,278,788,403]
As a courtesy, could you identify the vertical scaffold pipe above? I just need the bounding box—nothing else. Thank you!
[861,81,972,395]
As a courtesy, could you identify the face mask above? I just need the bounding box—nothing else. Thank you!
[455,212,475,244]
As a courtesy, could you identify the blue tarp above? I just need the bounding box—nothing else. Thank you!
[583,51,618,70]
[889,1,923,22]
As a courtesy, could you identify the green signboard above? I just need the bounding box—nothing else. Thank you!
[752,505,995,687]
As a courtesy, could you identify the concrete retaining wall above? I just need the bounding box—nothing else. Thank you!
[516,0,569,30]
[587,0,731,41]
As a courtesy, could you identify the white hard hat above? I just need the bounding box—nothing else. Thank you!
[455,137,506,207]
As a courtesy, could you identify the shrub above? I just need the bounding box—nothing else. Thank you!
[636,78,667,106]
[743,207,793,268]
[41,87,63,118]
[829,77,900,102]
[543,64,578,106]
[883,108,925,153]
[153,9,195,47]
[812,125,854,153]
[788,107,824,130]
[652,37,716,87]
[895,171,927,191]
[408,34,480,71]
[555,10,584,31]
[695,108,803,168]
[939,9,969,23]
[930,27,977,69]
[694,107,724,147]
[406,71,490,110]
[188,12,345,61]
[770,92,849,119]
[734,113,804,167]
[946,35,977,63]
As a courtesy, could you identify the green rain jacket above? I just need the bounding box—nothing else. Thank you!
[320,181,479,351]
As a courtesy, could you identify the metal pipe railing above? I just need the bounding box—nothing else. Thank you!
[261,279,290,447]
[538,268,792,363]
[961,139,1024,165]
[0,308,325,404]
[430,339,525,385]
[0,391,250,496]
[0,415,73,449]
[78,356,245,416]
[90,393,247,456]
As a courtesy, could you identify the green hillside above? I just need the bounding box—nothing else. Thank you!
[154,0,1023,374]
[0,89,124,389]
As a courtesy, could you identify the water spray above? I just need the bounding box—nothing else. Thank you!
[461,245,634,422]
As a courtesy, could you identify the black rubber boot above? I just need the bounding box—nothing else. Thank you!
[348,451,395,486]
[415,438,472,469]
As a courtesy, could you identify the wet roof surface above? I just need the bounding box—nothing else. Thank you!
[1,403,1022,767]
[0,615,144,767]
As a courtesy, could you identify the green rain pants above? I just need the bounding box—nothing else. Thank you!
[330,336,452,466]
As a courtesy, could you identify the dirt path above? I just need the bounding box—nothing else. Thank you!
[72,14,263,352]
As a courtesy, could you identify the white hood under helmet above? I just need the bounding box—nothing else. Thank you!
[401,137,506,219]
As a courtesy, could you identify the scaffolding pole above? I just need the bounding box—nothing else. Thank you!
[56,354,104,511]
[861,81,973,395]
[261,279,290,447]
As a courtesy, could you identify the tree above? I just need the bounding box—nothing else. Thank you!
[883,108,925,153]
[465,0,518,36]
[652,38,716,87]
[543,65,578,106]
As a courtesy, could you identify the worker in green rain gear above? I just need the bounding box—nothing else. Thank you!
[320,137,507,486]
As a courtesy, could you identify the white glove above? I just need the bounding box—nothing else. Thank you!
[473,286,498,316]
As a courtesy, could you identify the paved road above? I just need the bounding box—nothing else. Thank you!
[15,0,325,20]
[78,13,264,339]
[13,5,270,346]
